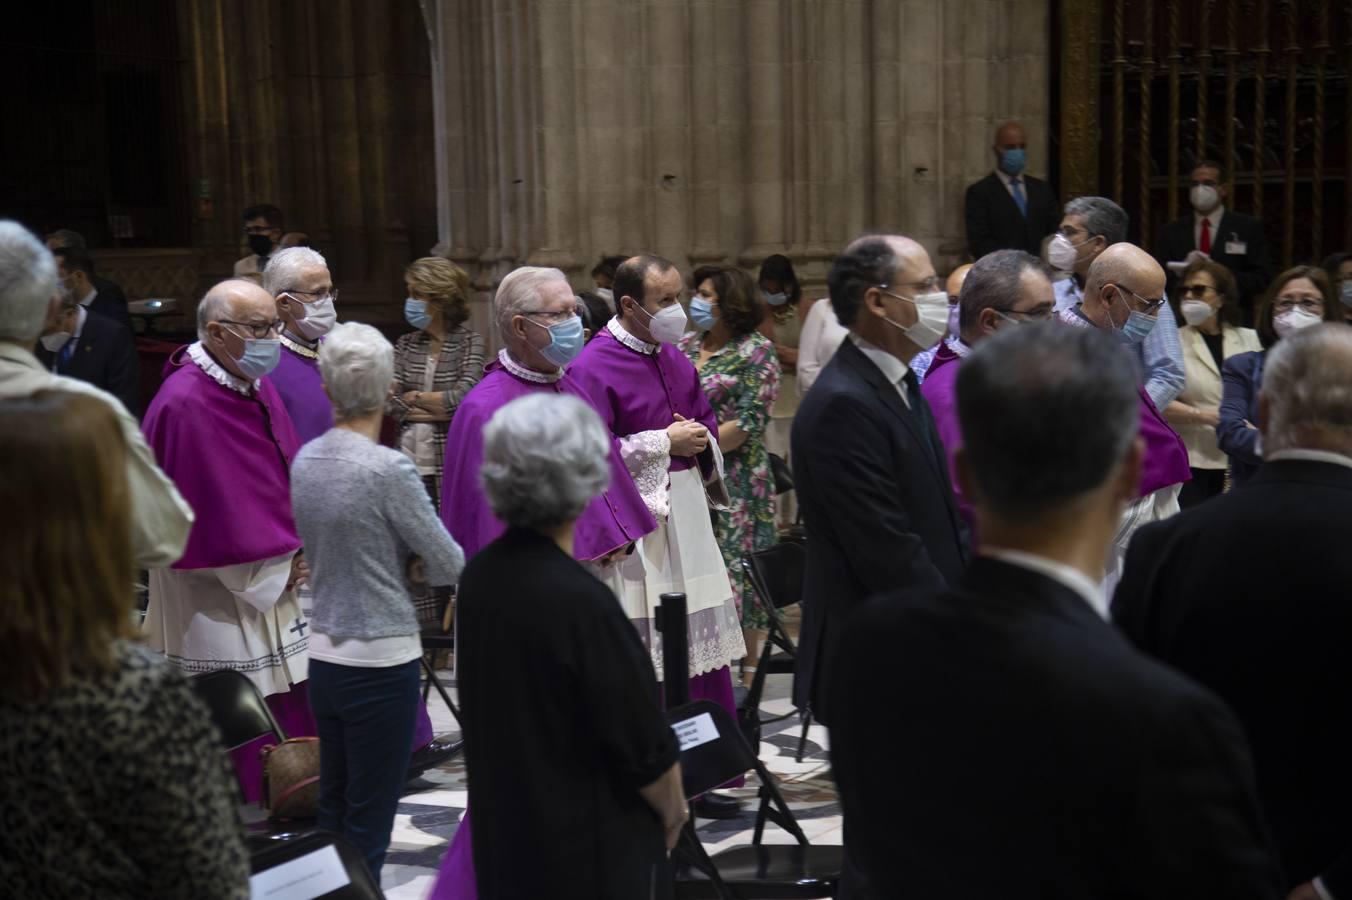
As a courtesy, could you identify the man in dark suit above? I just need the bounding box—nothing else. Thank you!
[790,234,968,727]
[44,229,132,327]
[1114,322,1352,900]
[1155,160,1273,320]
[830,322,1283,899]
[51,246,134,333]
[964,121,1060,259]
[35,292,141,416]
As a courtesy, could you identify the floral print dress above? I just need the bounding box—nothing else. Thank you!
[679,329,781,629]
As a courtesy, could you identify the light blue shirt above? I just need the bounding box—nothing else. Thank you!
[1054,277,1185,410]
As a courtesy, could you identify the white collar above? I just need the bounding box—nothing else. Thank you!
[71,305,88,340]
[77,286,98,307]
[982,547,1108,619]
[280,332,319,359]
[848,333,911,388]
[607,317,657,355]
[498,348,562,383]
[995,168,1023,186]
[187,341,256,395]
[1195,205,1225,227]
[1266,448,1352,470]
[946,336,971,358]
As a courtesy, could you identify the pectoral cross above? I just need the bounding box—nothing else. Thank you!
[290,619,309,638]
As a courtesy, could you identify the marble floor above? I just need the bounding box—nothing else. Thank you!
[380,671,838,899]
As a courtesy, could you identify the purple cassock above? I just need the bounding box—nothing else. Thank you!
[439,354,657,560]
[270,340,333,444]
[920,341,978,538]
[144,345,314,801]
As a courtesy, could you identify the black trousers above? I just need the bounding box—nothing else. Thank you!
[1179,467,1227,508]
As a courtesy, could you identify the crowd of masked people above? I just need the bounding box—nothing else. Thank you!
[1,134,1351,899]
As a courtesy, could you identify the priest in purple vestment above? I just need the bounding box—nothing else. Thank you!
[1050,244,1192,592]
[264,246,337,444]
[142,279,314,802]
[920,250,1056,541]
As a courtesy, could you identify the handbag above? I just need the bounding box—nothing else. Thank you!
[261,736,321,820]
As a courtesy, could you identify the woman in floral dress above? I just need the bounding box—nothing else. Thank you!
[680,265,781,686]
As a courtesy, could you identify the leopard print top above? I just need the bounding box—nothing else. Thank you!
[0,641,249,899]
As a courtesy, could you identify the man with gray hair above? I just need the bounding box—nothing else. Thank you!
[1051,195,1186,410]
[0,219,191,568]
[919,249,1055,534]
[142,278,314,802]
[264,245,339,443]
[831,322,1283,898]
[1115,322,1352,900]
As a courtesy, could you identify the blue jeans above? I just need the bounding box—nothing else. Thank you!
[309,658,421,882]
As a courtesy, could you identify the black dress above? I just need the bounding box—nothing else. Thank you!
[458,526,679,899]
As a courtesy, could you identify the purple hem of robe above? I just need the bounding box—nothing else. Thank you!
[271,344,334,446]
[144,346,303,569]
[440,361,656,561]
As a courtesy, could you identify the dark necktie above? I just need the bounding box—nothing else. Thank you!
[902,369,941,466]
[57,338,76,372]
[1010,177,1028,218]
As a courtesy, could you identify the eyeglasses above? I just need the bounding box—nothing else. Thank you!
[284,288,339,304]
[1273,295,1325,314]
[219,319,283,339]
[996,306,1054,323]
[520,307,579,324]
[878,276,943,297]
[243,225,280,235]
[1180,284,1219,298]
[1110,284,1166,315]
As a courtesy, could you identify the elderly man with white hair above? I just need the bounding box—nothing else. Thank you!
[291,322,465,882]
[141,278,312,803]
[438,393,685,900]
[0,219,192,568]
[265,245,340,443]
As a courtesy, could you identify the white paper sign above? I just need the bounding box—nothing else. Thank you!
[673,712,719,751]
[250,845,351,900]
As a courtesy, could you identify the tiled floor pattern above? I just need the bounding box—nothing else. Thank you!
[380,674,838,898]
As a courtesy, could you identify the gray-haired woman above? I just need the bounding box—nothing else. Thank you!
[290,322,465,882]
[441,393,685,900]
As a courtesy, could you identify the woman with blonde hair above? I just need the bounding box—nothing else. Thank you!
[391,256,486,503]
[0,391,248,899]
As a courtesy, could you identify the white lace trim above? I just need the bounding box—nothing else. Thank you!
[498,349,562,383]
[947,336,971,358]
[607,318,657,355]
[187,342,255,395]
[280,332,319,359]
[619,429,672,519]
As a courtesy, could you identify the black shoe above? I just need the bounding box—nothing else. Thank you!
[406,737,464,780]
[691,791,744,820]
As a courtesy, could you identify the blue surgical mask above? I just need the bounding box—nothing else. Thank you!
[1109,286,1158,345]
[525,314,585,368]
[689,297,719,331]
[404,297,432,330]
[999,148,1027,177]
[1341,281,1352,308]
[233,337,281,380]
[762,290,788,307]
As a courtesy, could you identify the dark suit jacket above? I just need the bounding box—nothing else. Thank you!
[36,310,141,416]
[1114,458,1352,895]
[964,171,1060,259]
[788,338,967,723]
[1216,349,1265,487]
[831,557,1282,899]
[1155,210,1273,319]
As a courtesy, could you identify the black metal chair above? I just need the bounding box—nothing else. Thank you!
[739,542,815,761]
[668,699,841,899]
[190,669,315,848]
[248,830,385,899]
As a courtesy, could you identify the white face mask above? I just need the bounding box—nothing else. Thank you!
[1273,308,1322,339]
[880,289,949,352]
[1047,233,1087,272]
[40,330,71,353]
[1190,184,1220,214]
[286,293,337,341]
[595,287,614,304]
[1180,299,1216,327]
[634,301,688,344]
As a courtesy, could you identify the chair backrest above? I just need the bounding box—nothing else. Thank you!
[743,541,805,613]
[249,831,385,899]
[768,452,795,495]
[191,669,286,751]
[666,699,761,799]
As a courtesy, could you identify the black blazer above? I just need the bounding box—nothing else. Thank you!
[1155,210,1273,319]
[1114,459,1352,895]
[830,557,1282,899]
[87,275,134,332]
[788,338,967,723]
[36,309,141,416]
[963,171,1060,259]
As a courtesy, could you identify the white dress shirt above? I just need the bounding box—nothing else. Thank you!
[1193,205,1225,253]
[797,297,849,396]
[848,333,911,409]
[994,167,1025,202]
[982,547,1109,619]
[76,286,98,309]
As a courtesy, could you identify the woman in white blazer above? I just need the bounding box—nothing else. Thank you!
[1164,258,1262,507]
